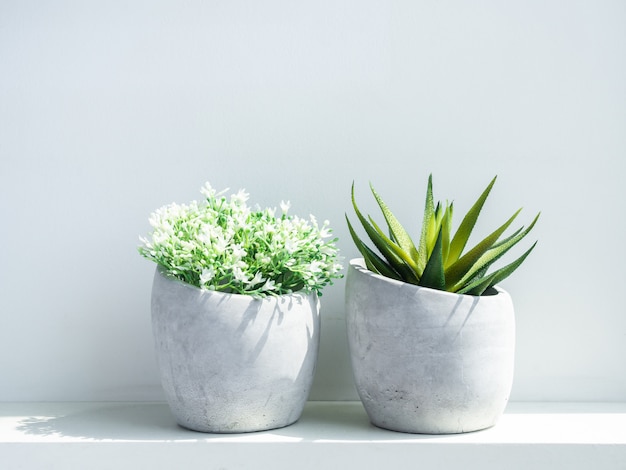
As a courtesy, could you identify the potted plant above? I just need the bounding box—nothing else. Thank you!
[138,183,342,433]
[345,175,539,434]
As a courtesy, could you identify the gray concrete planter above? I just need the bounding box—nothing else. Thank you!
[151,266,320,433]
[345,258,515,434]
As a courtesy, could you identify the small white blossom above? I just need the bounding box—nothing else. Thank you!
[213,236,228,254]
[231,244,246,259]
[261,279,276,291]
[248,272,264,286]
[200,182,216,199]
[180,240,195,252]
[284,238,299,254]
[232,266,249,283]
[139,236,152,249]
[200,267,215,286]
[263,222,276,235]
[319,220,332,238]
[308,261,323,273]
[255,253,271,264]
[231,188,250,206]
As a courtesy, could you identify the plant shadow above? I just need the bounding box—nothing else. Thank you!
[16,403,185,441]
[14,402,477,442]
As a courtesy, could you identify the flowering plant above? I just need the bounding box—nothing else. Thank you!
[139,183,343,297]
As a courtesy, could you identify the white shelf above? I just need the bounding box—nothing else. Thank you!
[2,401,625,469]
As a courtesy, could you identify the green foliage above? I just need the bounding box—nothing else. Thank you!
[139,183,343,297]
[346,175,539,296]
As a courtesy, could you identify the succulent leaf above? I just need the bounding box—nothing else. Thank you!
[351,184,419,283]
[370,183,420,261]
[484,241,538,290]
[490,226,524,249]
[441,202,453,265]
[457,241,537,295]
[449,212,540,292]
[346,215,402,279]
[419,226,446,290]
[417,174,435,274]
[456,271,499,296]
[348,175,539,296]
[444,208,522,290]
[446,176,497,268]
[368,215,421,277]
[426,202,442,256]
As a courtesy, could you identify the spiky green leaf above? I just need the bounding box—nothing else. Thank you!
[484,241,538,290]
[348,175,539,296]
[457,241,538,295]
[456,271,499,296]
[368,215,421,277]
[450,212,540,292]
[441,202,453,265]
[346,215,402,280]
[444,208,521,289]
[370,183,419,261]
[426,201,443,256]
[446,176,497,268]
[419,226,446,290]
[417,174,435,274]
[351,183,419,283]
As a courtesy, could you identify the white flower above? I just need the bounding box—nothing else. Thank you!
[319,220,332,238]
[200,182,216,199]
[284,238,299,254]
[180,240,195,252]
[231,244,246,259]
[206,225,224,239]
[196,231,211,245]
[262,222,276,235]
[200,267,215,286]
[320,244,336,255]
[152,231,170,245]
[308,260,323,273]
[213,235,228,254]
[247,272,264,286]
[280,200,290,214]
[232,266,249,283]
[231,188,250,206]
[255,253,271,264]
[139,236,152,249]
[261,279,276,291]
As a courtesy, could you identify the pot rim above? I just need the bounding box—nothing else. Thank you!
[155,264,318,303]
[348,257,506,299]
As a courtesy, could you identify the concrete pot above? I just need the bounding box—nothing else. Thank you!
[345,258,515,434]
[151,266,320,433]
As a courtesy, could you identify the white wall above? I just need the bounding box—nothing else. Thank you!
[1,0,624,402]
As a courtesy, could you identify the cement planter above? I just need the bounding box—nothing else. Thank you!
[345,258,515,434]
[151,266,320,433]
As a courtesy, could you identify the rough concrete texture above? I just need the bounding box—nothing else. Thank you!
[346,259,515,434]
[151,266,320,433]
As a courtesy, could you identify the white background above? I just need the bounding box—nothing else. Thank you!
[1,0,624,402]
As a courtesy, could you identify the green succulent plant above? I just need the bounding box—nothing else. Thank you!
[346,175,540,296]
